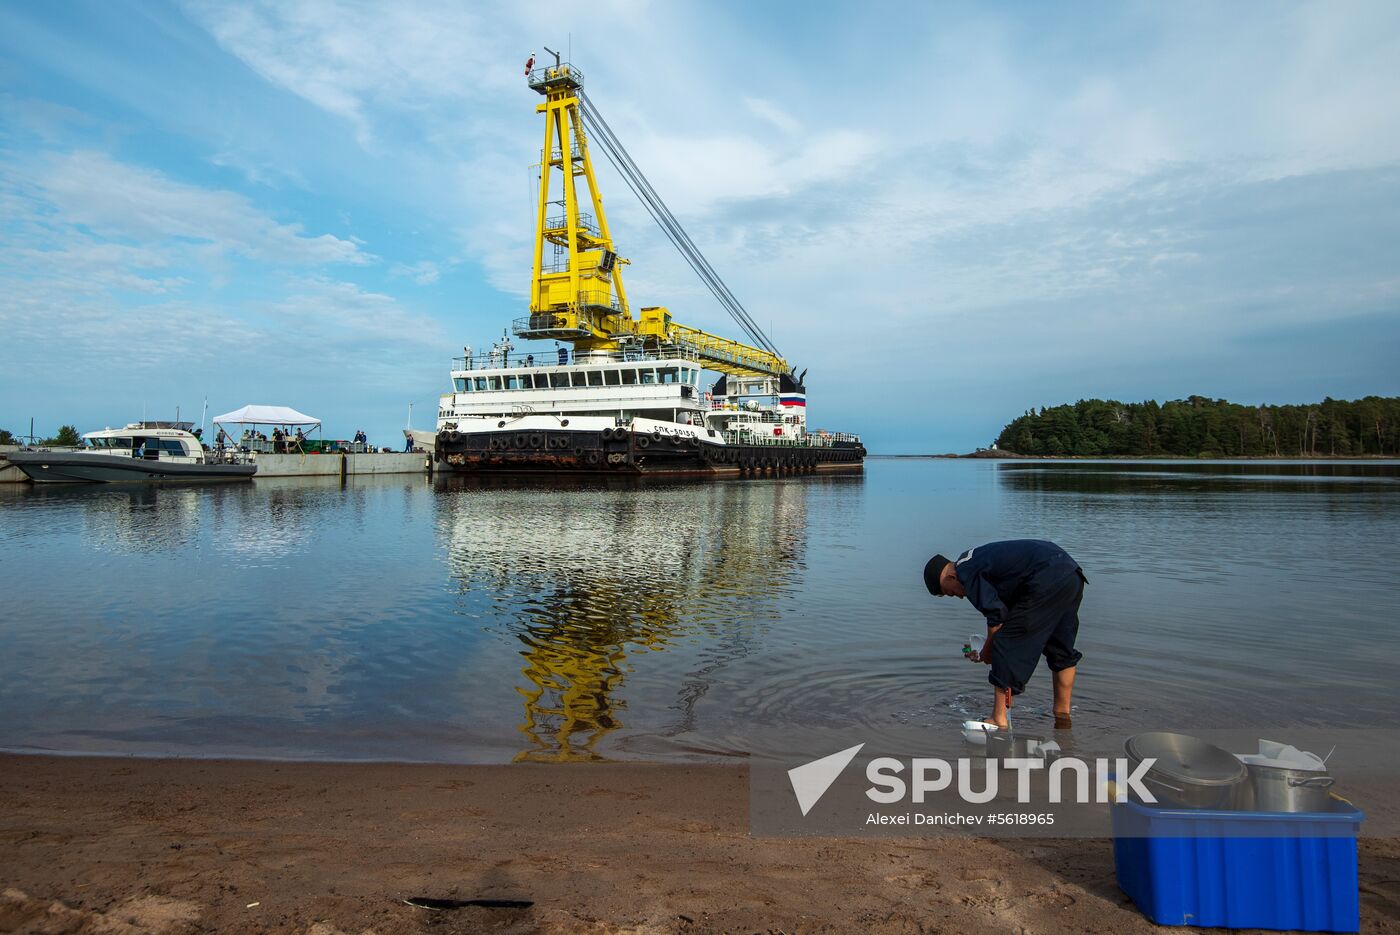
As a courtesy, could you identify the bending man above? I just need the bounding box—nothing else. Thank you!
[924,539,1086,729]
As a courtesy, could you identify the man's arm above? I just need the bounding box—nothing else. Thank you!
[959,572,1009,664]
[974,622,1002,664]
[962,572,1009,625]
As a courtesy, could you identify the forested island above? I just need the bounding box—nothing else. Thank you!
[992,396,1399,458]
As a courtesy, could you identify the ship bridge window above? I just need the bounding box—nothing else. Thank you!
[621,368,637,385]
[571,371,587,387]
[489,376,502,390]
[605,370,621,386]
[640,368,657,385]
[587,370,603,387]
[551,371,570,388]
[506,375,520,390]
[474,377,488,391]
[454,378,467,391]
[659,366,678,384]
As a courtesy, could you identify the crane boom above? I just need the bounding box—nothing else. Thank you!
[519,62,789,379]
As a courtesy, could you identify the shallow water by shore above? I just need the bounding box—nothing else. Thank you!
[2,459,1397,763]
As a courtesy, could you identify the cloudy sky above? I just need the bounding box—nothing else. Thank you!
[1,1,1397,452]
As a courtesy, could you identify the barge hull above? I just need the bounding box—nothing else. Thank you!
[435,428,864,476]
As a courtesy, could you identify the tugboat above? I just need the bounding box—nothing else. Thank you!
[8,422,255,484]
[434,58,864,477]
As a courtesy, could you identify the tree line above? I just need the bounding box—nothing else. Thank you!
[994,396,1400,458]
[0,425,81,447]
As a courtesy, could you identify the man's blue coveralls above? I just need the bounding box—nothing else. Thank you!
[953,539,1086,695]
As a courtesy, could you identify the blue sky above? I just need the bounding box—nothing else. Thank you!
[1,1,1397,452]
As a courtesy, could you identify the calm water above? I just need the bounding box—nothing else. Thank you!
[1,459,1397,763]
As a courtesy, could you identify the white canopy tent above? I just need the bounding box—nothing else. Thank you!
[212,405,322,451]
[213,404,321,427]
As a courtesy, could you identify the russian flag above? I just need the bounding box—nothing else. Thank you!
[780,394,806,407]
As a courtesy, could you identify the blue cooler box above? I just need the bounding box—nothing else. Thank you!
[1112,798,1363,932]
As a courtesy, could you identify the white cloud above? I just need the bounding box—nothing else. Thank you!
[209,147,307,189]
[390,260,441,285]
[182,0,513,145]
[34,151,366,265]
[261,276,447,351]
[744,97,801,135]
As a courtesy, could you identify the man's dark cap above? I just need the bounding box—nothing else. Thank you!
[924,554,951,595]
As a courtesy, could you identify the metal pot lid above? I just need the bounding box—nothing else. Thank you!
[1124,732,1247,786]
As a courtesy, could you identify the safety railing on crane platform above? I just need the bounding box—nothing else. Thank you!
[545,139,586,162]
[527,64,584,93]
[543,212,600,238]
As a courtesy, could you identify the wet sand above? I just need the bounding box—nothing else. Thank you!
[1,754,1397,934]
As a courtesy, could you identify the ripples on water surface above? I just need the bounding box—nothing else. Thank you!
[0,459,1396,762]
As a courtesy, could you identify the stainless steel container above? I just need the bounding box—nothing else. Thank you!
[1124,732,1248,810]
[1243,763,1335,813]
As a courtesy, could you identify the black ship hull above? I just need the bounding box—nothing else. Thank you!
[434,427,864,476]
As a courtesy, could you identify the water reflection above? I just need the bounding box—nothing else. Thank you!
[0,483,208,553]
[3,460,1392,760]
[988,459,1400,727]
[996,459,1400,494]
[433,476,812,761]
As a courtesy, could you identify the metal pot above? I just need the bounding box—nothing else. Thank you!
[1124,732,1247,810]
[1243,763,1335,813]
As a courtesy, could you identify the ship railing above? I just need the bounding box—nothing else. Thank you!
[813,432,863,445]
[205,447,255,465]
[722,431,806,448]
[510,313,594,340]
[453,343,703,371]
[576,290,624,313]
[721,430,861,448]
[715,408,785,423]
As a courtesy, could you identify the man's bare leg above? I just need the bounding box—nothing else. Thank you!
[1053,666,1076,728]
[989,687,1010,730]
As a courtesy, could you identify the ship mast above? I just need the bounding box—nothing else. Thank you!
[520,58,790,380]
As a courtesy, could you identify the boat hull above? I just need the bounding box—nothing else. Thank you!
[6,451,257,484]
[434,427,864,476]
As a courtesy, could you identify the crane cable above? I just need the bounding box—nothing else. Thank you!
[578,92,782,360]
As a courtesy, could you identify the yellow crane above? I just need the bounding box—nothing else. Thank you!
[518,56,791,379]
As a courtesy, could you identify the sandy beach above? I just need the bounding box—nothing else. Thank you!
[0,754,1395,934]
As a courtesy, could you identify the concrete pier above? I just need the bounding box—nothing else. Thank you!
[0,446,26,484]
[252,451,429,478]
